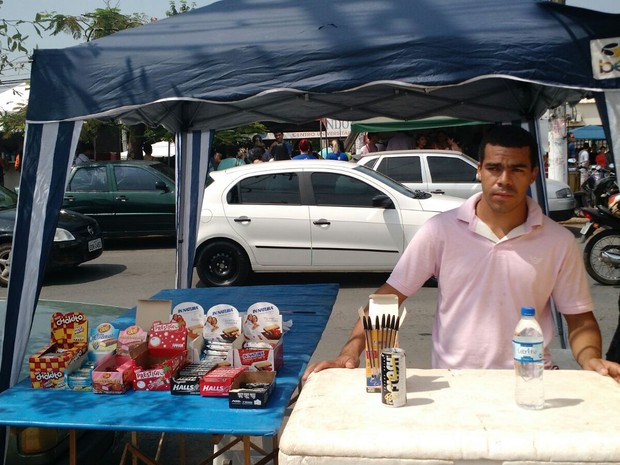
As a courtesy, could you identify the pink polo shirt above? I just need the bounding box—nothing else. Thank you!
[387,193,593,369]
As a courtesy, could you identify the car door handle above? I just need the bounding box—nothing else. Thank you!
[430,190,445,195]
[234,216,251,223]
[313,219,331,226]
[63,196,75,202]
[115,196,128,202]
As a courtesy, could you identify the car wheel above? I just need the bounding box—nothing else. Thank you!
[0,242,11,287]
[196,241,250,286]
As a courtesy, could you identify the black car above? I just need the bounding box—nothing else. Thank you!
[63,161,176,238]
[0,185,103,287]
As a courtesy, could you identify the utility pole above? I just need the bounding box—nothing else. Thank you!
[546,0,568,184]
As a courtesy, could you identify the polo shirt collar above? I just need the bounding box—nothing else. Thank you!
[457,192,544,242]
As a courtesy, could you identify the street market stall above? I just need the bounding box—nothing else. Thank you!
[2,1,620,461]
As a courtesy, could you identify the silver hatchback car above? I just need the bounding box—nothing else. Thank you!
[357,150,576,222]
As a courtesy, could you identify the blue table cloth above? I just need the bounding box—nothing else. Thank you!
[0,283,339,436]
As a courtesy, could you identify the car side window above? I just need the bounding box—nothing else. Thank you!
[113,166,161,191]
[376,156,422,183]
[68,166,108,192]
[311,172,384,207]
[227,172,301,205]
[427,156,477,183]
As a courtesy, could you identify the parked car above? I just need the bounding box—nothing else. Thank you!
[0,185,103,287]
[62,161,176,238]
[196,160,465,286]
[357,150,576,222]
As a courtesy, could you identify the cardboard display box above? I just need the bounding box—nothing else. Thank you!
[233,338,283,372]
[92,353,138,394]
[200,366,248,397]
[229,371,276,408]
[29,344,87,389]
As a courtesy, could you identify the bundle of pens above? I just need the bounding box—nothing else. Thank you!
[360,309,406,383]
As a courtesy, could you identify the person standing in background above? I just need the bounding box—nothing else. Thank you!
[326,139,349,161]
[143,143,154,161]
[74,142,94,166]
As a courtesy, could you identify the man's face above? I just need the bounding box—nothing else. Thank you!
[477,144,538,216]
[275,132,283,142]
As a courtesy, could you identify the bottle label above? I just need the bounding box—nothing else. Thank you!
[512,340,544,362]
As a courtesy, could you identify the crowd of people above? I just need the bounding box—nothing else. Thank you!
[208,129,466,171]
[208,132,355,171]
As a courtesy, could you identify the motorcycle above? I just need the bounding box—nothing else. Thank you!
[580,203,620,285]
[578,165,617,208]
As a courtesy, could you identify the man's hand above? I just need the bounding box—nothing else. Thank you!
[302,353,360,381]
[582,357,620,382]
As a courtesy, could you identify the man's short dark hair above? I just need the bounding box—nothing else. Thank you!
[478,125,538,168]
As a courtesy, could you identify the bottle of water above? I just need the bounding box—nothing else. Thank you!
[512,306,544,409]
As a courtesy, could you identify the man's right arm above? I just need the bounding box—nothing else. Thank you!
[302,283,407,381]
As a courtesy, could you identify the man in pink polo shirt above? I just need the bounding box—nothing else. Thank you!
[305,125,620,381]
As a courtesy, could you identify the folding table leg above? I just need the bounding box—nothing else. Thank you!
[69,429,77,465]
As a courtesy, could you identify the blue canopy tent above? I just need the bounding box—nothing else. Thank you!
[2,1,620,458]
[572,124,606,140]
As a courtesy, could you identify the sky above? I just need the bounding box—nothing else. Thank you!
[1,0,619,86]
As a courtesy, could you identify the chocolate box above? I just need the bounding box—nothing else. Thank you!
[132,350,187,391]
[29,343,87,389]
[51,311,88,349]
[233,338,283,372]
[92,353,138,394]
[229,371,276,409]
[200,366,248,397]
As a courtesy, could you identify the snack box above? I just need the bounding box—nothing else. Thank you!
[29,343,87,389]
[233,338,283,372]
[229,371,276,409]
[147,314,188,357]
[116,325,148,357]
[51,311,88,349]
[200,366,248,397]
[170,361,219,396]
[65,352,113,391]
[132,350,187,391]
[92,354,137,394]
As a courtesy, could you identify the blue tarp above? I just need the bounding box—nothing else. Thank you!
[572,125,606,140]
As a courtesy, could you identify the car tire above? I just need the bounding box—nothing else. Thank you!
[196,240,250,286]
[0,242,11,287]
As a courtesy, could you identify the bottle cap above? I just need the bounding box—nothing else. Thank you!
[521,307,535,317]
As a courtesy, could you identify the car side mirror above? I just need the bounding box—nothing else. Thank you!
[372,194,394,209]
[155,181,170,192]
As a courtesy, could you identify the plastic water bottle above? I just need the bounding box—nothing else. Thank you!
[512,307,545,409]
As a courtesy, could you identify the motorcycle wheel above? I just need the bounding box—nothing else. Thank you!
[584,229,620,285]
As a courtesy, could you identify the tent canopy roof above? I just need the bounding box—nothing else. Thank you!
[572,125,606,140]
[27,0,620,132]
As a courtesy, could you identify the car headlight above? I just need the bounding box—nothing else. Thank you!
[54,228,76,242]
[554,188,573,199]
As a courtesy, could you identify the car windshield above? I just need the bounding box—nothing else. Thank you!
[0,186,18,210]
[352,165,431,199]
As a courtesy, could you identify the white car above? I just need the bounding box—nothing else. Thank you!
[357,150,576,222]
[196,160,464,286]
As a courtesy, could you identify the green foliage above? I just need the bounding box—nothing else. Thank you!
[166,1,196,16]
[0,1,32,85]
[0,106,26,137]
[36,3,149,42]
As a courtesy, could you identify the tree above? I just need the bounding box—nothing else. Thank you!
[0,0,31,86]
[166,0,196,17]
[36,4,150,158]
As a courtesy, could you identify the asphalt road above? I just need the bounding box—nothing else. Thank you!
[0,224,618,464]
